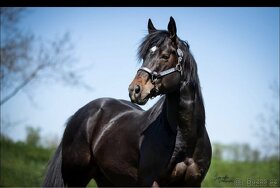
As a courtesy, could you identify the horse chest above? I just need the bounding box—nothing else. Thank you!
[138,114,176,186]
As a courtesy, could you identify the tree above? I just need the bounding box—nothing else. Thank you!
[251,149,260,162]
[0,7,90,106]
[25,126,40,147]
[212,143,223,160]
[212,142,262,162]
[241,143,251,161]
[255,81,279,158]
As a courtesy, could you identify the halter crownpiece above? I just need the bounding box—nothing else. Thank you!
[138,46,184,83]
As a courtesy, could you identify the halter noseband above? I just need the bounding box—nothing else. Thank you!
[138,47,183,83]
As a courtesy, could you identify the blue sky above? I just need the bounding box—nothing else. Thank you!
[1,8,279,153]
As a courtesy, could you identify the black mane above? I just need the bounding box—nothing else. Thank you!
[137,30,169,61]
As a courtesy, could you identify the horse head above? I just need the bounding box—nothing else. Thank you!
[129,17,186,105]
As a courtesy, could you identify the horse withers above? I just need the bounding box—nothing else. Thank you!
[42,16,212,187]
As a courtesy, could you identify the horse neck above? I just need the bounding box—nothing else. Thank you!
[165,79,205,143]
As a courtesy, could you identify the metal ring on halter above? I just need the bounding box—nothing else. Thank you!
[151,72,158,83]
[175,63,183,76]
[176,63,182,72]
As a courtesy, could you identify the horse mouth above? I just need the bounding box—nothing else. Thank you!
[136,97,149,105]
[131,88,159,105]
[129,92,150,105]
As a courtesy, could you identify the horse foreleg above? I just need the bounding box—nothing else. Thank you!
[171,158,202,187]
[152,181,160,187]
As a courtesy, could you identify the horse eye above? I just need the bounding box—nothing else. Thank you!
[161,54,169,60]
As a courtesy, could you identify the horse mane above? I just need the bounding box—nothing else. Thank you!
[137,30,169,61]
[181,42,205,107]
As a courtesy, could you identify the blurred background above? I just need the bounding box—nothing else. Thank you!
[0,7,279,187]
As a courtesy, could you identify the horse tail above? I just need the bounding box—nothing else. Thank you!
[42,143,64,187]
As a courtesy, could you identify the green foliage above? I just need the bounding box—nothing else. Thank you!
[0,135,54,186]
[25,126,41,147]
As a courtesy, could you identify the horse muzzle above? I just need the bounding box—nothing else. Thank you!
[128,79,157,105]
[128,84,148,105]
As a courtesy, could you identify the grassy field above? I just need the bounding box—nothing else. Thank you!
[202,158,279,187]
[1,136,279,187]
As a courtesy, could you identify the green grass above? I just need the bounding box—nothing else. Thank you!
[202,159,280,187]
[1,136,279,187]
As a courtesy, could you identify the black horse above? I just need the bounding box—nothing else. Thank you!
[42,17,212,187]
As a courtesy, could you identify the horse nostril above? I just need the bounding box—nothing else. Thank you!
[135,85,141,94]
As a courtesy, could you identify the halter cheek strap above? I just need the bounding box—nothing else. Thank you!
[138,47,183,83]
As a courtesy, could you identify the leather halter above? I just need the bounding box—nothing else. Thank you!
[138,47,183,83]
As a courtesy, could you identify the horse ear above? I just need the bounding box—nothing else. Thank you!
[148,18,157,34]
[167,16,177,39]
